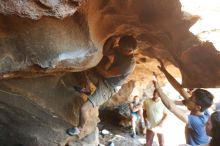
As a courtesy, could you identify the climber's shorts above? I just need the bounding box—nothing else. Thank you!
[87,73,117,107]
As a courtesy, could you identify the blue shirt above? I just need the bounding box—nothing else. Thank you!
[187,110,210,146]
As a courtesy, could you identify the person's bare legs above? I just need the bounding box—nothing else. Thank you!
[157,133,164,146]
[137,109,145,128]
[66,100,94,136]
[64,101,93,146]
[79,101,94,129]
[146,129,155,146]
[131,114,137,137]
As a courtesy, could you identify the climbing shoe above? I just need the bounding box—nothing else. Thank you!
[73,85,91,96]
[66,127,80,136]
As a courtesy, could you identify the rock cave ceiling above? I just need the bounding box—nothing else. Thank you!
[0,0,219,88]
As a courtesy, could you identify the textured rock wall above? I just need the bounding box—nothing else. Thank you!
[0,73,100,146]
[0,0,219,87]
[0,14,101,75]
[0,0,220,145]
[0,0,81,19]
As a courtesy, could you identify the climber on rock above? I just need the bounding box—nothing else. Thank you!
[66,35,137,137]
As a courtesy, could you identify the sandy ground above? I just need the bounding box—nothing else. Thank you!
[98,124,147,146]
[98,110,186,146]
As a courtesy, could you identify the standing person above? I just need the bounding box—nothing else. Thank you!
[179,111,220,146]
[129,95,145,138]
[143,89,168,146]
[66,35,137,136]
[204,111,220,146]
[153,71,214,146]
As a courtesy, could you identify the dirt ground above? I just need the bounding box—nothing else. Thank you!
[98,107,186,146]
[98,124,147,146]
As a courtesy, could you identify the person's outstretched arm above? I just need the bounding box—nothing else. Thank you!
[157,59,191,100]
[153,74,188,124]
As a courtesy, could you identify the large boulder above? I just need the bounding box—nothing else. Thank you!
[0,0,219,145]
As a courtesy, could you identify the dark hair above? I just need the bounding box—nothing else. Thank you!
[210,111,220,146]
[193,89,214,112]
[119,35,137,50]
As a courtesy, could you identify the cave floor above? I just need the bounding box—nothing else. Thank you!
[98,123,148,146]
[98,108,187,146]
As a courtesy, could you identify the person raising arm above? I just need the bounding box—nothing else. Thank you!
[152,72,214,146]
[156,59,191,100]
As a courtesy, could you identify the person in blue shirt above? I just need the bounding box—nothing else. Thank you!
[153,59,214,146]
[179,111,220,146]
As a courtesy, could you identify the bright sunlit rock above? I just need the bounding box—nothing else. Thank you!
[180,0,220,51]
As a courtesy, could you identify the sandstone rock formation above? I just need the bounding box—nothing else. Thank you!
[0,0,219,146]
[0,0,81,19]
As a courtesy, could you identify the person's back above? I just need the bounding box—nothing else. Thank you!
[95,35,136,87]
[104,48,135,86]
